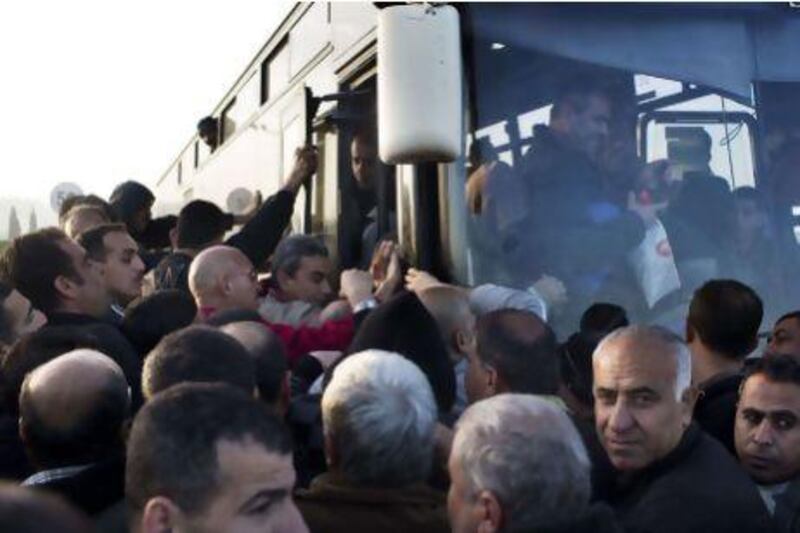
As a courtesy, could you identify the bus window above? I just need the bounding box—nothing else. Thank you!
[442,7,800,334]
[261,36,289,104]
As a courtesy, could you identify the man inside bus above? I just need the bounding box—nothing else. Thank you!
[77,223,146,323]
[153,145,318,293]
[593,325,772,532]
[687,279,763,455]
[197,115,219,153]
[735,354,800,529]
[511,81,648,325]
[188,245,375,365]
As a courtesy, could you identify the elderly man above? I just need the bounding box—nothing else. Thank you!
[593,325,772,532]
[19,350,130,520]
[126,383,308,533]
[188,245,373,364]
[448,394,619,533]
[296,350,448,533]
[736,355,800,531]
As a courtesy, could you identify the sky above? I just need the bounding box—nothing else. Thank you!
[0,0,294,231]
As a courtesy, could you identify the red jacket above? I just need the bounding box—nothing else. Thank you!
[200,306,354,367]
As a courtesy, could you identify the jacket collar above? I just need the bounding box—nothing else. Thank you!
[300,472,445,506]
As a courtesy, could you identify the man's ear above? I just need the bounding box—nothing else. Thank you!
[486,365,500,396]
[275,270,292,291]
[54,275,77,302]
[141,497,182,533]
[680,385,700,428]
[454,329,472,356]
[475,490,503,533]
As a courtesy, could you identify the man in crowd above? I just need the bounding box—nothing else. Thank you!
[126,383,307,533]
[735,354,800,530]
[0,281,47,352]
[142,325,255,401]
[78,223,146,321]
[448,394,619,533]
[63,204,111,240]
[687,279,763,454]
[121,290,198,357]
[260,234,345,326]
[417,285,476,416]
[593,325,772,532]
[0,229,142,403]
[296,350,448,532]
[220,321,290,415]
[464,308,559,405]
[188,245,374,364]
[768,311,800,358]
[154,146,317,292]
[19,350,130,521]
[0,484,93,533]
[109,181,177,264]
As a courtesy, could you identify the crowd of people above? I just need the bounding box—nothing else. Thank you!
[0,128,799,533]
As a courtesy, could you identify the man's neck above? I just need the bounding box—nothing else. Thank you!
[690,341,743,387]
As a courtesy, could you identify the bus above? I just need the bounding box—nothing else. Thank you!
[152,2,800,335]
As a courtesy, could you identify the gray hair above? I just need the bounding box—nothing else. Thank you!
[452,394,591,532]
[322,350,437,487]
[270,234,328,278]
[594,325,692,400]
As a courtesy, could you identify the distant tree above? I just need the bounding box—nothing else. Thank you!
[28,209,37,233]
[8,207,21,240]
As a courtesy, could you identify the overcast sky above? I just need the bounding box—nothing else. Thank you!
[0,0,293,213]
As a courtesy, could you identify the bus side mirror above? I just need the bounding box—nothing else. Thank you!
[377,4,462,164]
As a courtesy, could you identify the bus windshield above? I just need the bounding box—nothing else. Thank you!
[448,4,800,335]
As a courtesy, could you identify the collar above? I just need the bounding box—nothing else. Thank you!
[22,463,94,487]
[301,472,445,506]
[45,311,100,326]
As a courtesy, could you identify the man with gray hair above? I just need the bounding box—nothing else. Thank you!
[448,393,620,533]
[296,350,448,532]
[593,325,772,532]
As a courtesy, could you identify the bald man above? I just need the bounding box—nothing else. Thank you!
[19,349,130,520]
[189,245,374,365]
[220,321,290,415]
[418,286,475,415]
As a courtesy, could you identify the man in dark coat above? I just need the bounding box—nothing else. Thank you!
[449,393,621,533]
[593,325,773,532]
[296,351,448,533]
[686,279,763,455]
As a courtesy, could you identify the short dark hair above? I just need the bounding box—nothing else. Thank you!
[175,200,234,249]
[0,282,14,346]
[743,354,800,390]
[59,194,115,226]
[476,309,559,395]
[220,322,288,405]
[126,383,292,515]
[0,483,92,533]
[142,325,255,399]
[776,311,800,328]
[687,279,763,359]
[559,331,601,407]
[733,186,766,210]
[551,80,611,121]
[1,327,103,416]
[122,291,198,356]
[197,116,218,135]
[19,359,129,468]
[76,223,129,261]
[0,229,81,315]
[580,303,629,336]
[271,234,329,279]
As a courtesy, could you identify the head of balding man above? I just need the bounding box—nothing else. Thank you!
[593,325,697,472]
[418,286,475,364]
[188,245,259,313]
[19,349,130,470]
[220,321,289,414]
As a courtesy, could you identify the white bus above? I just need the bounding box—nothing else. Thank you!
[153,3,800,334]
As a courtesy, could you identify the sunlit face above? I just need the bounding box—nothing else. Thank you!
[767,317,800,359]
[593,338,694,472]
[1,289,46,343]
[102,231,145,304]
[350,137,376,191]
[178,439,308,533]
[58,238,111,318]
[568,95,611,162]
[735,374,800,485]
[279,255,332,306]
[225,254,260,312]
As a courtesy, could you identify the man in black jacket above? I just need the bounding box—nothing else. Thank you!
[0,228,143,407]
[593,325,772,532]
[687,279,763,455]
[153,145,317,292]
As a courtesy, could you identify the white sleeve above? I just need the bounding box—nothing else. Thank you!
[469,283,548,321]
